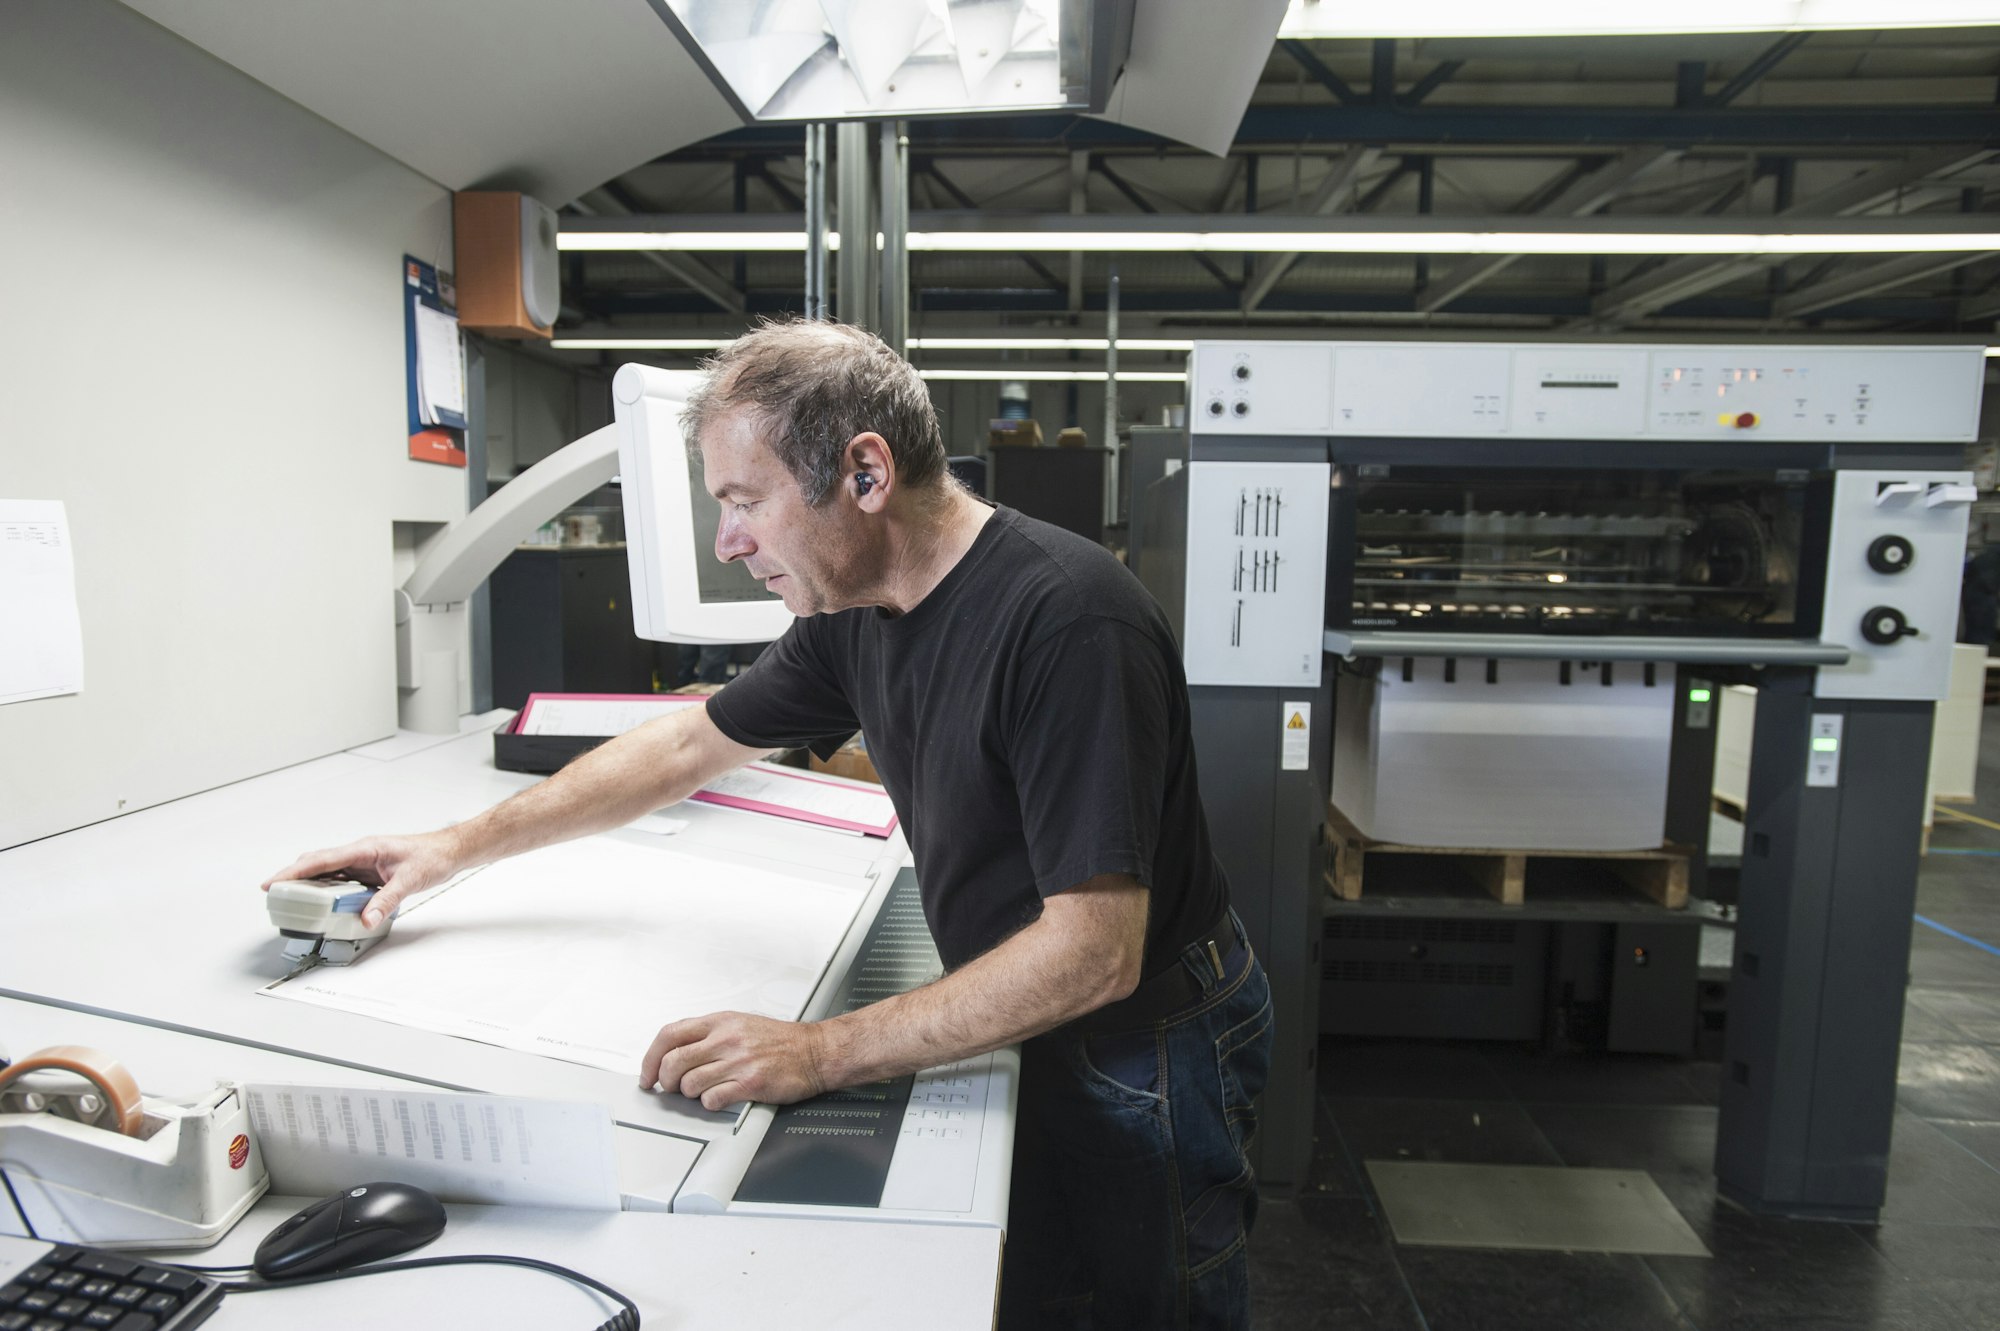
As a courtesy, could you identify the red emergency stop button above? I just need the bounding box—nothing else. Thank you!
[1735,412,1758,429]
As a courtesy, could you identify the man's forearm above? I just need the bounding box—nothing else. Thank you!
[449,708,758,870]
[811,898,1141,1088]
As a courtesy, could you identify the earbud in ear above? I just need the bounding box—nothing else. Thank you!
[855,473,875,495]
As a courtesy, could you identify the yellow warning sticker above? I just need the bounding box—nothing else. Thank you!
[1281,700,1310,771]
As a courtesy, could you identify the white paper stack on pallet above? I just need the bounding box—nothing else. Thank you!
[1333,658,1675,852]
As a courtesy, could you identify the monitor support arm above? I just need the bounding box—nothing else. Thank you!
[395,424,620,733]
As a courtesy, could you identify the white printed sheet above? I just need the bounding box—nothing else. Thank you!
[260,837,869,1074]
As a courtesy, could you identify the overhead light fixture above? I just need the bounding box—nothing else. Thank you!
[1985,347,2000,357]
[910,336,1195,351]
[1278,0,2000,38]
[550,338,735,350]
[906,230,2000,255]
[561,218,2000,257]
[647,0,1136,123]
[551,336,1192,353]
[560,231,818,252]
[920,369,1185,382]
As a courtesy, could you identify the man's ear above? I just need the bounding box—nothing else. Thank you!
[846,432,894,511]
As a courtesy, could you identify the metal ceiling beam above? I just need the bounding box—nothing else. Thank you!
[919,162,1067,293]
[700,105,2000,154]
[1240,147,1386,312]
[1279,39,1358,106]
[1772,251,1991,319]
[1420,146,1685,314]
[567,193,745,315]
[1708,33,1812,109]
[1402,60,1464,107]
[1580,148,1995,329]
[1092,159,1243,296]
[1957,289,2000,322]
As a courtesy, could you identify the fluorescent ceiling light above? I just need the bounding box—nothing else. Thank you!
[563,228,2000,256]
[1986,346,2000,357]
[919,369,1184,382]
[910,336,1195,351]
[907,230,2000,255]
[1278,1,2000,38]
[649,0,1132,123]
[551,336,1191,353]
[560,231,818,252]
[551,338,735,350]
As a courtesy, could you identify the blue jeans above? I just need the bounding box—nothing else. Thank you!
[999,922,1274,1330]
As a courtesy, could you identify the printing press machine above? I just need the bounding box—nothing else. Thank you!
[1138,340,1981,1221]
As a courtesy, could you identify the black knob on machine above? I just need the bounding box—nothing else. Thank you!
[1867,534,1915,574]
[1860,605,1918,645]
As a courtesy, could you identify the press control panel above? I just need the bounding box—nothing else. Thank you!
[1189,341,1982,442]
[1815,469,1976,702]
[1182,460,1331,688]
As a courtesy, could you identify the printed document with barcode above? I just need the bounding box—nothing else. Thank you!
[242,1083,619,1210]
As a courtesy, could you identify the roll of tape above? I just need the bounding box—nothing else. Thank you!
[0,1044,145,1136]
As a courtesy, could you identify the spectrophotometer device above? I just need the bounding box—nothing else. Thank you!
[266,878,395,975]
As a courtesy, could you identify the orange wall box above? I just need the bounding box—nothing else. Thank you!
[453,191,559,339]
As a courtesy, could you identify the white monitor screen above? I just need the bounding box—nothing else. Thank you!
[615,363,797,644]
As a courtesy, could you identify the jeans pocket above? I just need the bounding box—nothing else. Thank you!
[1184,1162,1257,1277]
[1073,1028,1167,1109]
[1215,992,1273,1149]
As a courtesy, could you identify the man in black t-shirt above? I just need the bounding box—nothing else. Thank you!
[266,320,1273,1329]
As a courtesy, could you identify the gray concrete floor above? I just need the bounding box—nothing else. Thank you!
[1250,708,2000,1330]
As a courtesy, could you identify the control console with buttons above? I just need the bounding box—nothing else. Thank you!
[1816,469,1975,702]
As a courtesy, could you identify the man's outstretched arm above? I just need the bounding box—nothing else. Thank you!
[640,874,1149,1108]
[261,704,771,924]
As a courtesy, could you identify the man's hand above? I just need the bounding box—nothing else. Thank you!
[640,1012,832,1111]
[260,831,462,928]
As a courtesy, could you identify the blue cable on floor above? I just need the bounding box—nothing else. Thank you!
[1926,847,2000,857]
[1915,914,2000,959]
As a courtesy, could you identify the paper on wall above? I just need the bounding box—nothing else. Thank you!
[413,298,466,425]
[0,500,84,706]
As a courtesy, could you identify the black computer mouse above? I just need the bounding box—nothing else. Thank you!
[252,1181,447,1280]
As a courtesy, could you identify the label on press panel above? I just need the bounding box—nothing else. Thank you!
[1281,701,1311,771]
[1806,713,1844,788]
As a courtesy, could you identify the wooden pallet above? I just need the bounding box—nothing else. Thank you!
[1323,805,1692,909]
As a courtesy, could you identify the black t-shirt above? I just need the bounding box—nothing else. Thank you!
[705,505,1228,978]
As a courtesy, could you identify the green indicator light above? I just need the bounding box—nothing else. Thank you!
[1688,688,1712,703]
[1812,737,1840,752]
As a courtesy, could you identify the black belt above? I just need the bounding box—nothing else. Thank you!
[1072,908,1250,1035]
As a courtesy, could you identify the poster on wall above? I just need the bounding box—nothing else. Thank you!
[404,255,467,467]
[0,499,85,706]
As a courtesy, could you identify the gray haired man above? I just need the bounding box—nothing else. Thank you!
[266,319,1273,1328]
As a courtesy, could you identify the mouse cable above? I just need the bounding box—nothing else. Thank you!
[209,1253,640,1331]
[0,1167,40,1243]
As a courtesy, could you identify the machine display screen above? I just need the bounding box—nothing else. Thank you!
[1333,465,1828,636]
[686,449,781,606]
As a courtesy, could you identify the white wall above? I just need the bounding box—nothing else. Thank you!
[0,0,466,848]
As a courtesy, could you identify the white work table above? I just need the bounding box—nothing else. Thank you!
[0,719,1005,1326]
[3,1197,1003,1330]
[0,717,905,1146]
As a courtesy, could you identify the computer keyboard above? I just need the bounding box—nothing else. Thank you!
[0,1237,222,1331]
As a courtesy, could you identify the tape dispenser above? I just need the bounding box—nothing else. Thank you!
[0,1044,267,1248]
